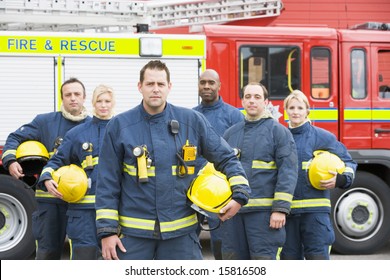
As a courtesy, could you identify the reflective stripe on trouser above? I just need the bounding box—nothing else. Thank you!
[67,208,100,260]
[221,211,286,260]
[117,231,203,260]
[32,202,68,260]
[280,213,335,260]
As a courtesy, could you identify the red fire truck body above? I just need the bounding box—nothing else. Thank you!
[203,23,390,254]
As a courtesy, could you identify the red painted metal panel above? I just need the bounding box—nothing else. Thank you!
[226,0,390,29]
[154,0,390,33]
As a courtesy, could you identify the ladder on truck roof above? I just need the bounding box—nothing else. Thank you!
[0,0,283,32]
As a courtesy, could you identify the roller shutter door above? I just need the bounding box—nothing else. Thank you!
[0,56,55,144]
[63,57,200,115]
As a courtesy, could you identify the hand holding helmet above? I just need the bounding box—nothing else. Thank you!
[52,164,88,202]
[15,140,49,176]
[8,161,25,179]
[187,162,234,230]
[308,150,346,190]
[187,162,232,214]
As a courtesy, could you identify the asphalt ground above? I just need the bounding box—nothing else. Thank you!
[27,231,390,260]
[199,231,390,260]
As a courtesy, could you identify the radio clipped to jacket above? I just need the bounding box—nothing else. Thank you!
[179,140,197,176]
[169,119,197,177]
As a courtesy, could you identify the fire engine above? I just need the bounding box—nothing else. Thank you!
[1,0,390,259]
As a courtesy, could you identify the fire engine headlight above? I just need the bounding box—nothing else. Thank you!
[139,37,162,57]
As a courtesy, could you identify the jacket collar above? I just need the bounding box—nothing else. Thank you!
[199,96,223,110]
[139,101,169,121]
[289,120,311,134]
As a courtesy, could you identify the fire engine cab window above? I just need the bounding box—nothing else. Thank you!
[311,48,331,99]
[378,50,390,99]
[351,50,367,99]
[239,46,300,99]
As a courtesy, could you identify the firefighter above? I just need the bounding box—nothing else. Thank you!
[193,69,244,135]
[37,85,115,259]
[1,77,90,259]
[221,82,298,260]
[95,60,250,260]
[280,90,357,260]
[193,69,244,260]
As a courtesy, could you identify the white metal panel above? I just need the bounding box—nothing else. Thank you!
[63,57,200,116]
[0,56,55,145]
[0,0,282,32]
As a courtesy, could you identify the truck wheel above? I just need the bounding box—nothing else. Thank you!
[331,171,390,254]
[0,174,37,259]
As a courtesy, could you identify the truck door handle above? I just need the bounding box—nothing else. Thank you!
[374,128,390,134]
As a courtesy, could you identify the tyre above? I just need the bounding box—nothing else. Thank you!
[0,174,37,259]
[331,171,390,254]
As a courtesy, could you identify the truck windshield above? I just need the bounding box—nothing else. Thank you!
[239,45,300,100]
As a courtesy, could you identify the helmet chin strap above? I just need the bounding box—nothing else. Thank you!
[190,203,222,231]
[21,174,39,190]
[199,220,222,232]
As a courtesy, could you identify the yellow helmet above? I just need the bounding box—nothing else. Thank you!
[197,161,217,175]
[187,163,232,214]
[52,164,88,203]
[308,150,346,190]
[16,140,49,175]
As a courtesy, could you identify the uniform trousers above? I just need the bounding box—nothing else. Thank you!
[221,211,286,260]
[117,231,203,260]
[280,212,335,260]
[67,208,100,260]
[32,202,68,260]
